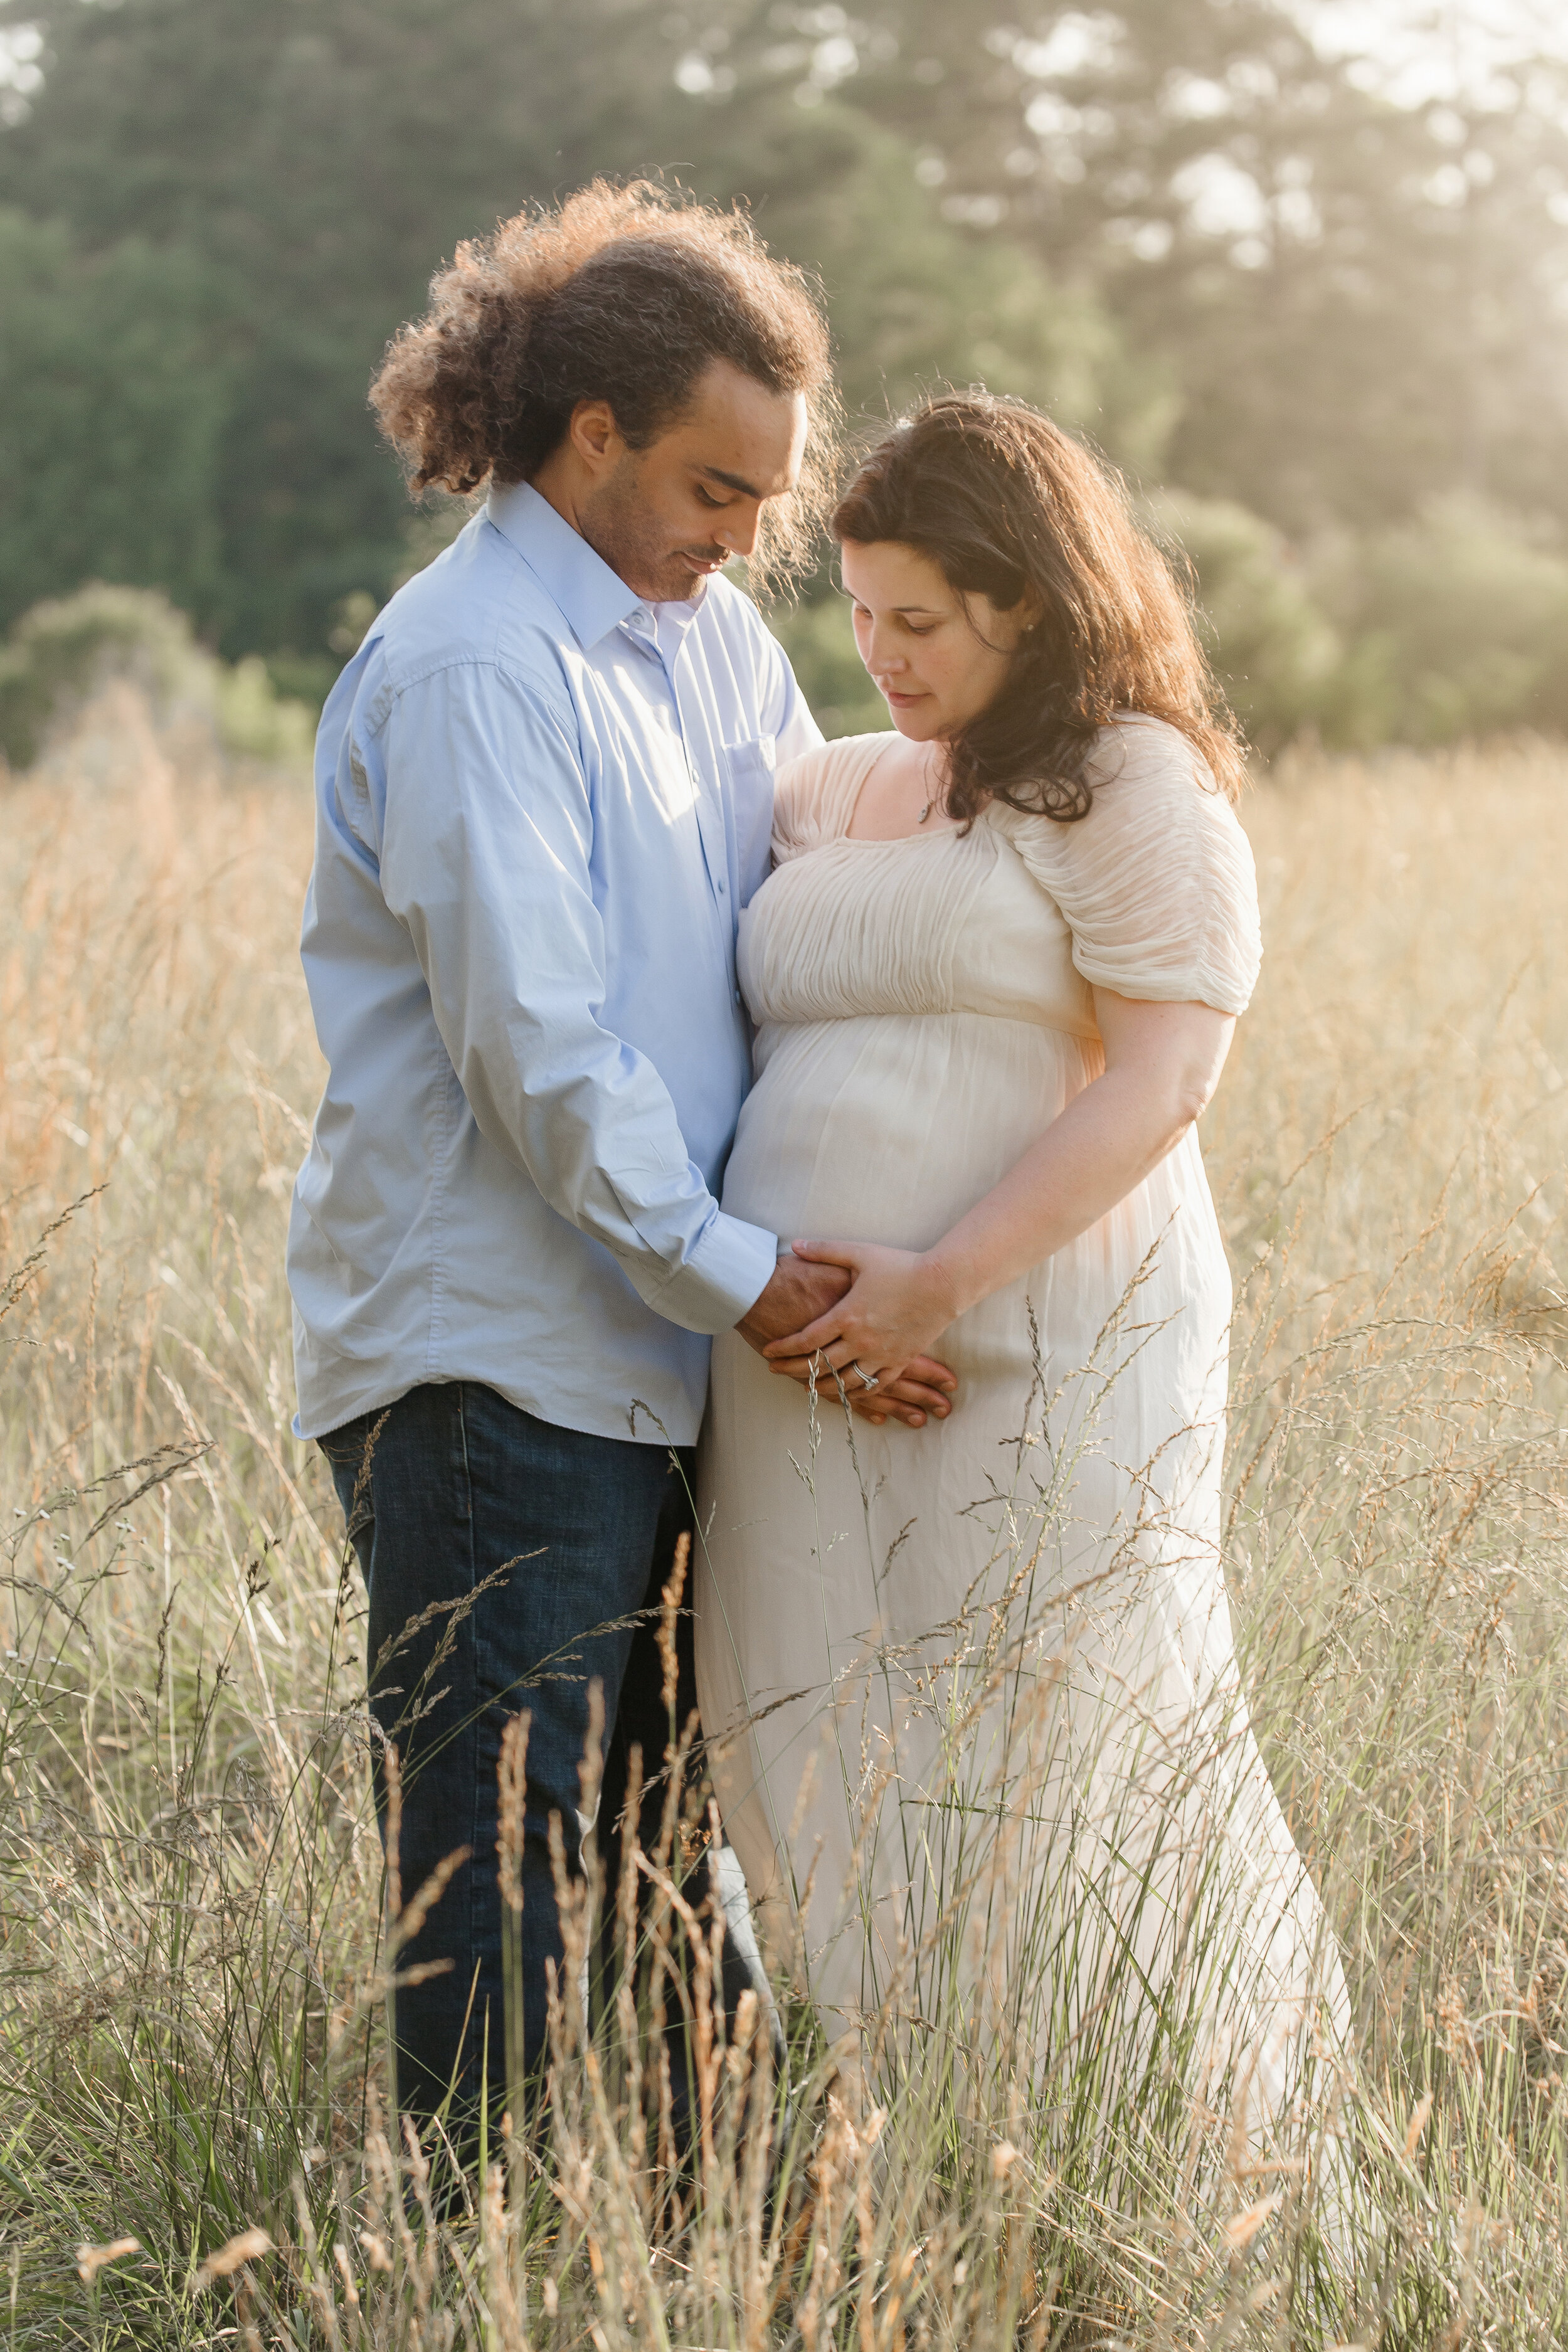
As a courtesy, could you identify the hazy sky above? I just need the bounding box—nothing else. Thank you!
[1306,0,1568,98]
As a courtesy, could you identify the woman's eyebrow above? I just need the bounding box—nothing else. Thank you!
[843,592,947,615]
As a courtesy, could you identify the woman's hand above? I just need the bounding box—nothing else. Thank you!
[761,1238,961,1404]
[738,1249,958,1427]
[760,995,1236,1426]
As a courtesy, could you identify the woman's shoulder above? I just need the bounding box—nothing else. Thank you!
[990,712,1261,1012]
[991,714,1235,859]
[775,730,892,798]
[1083,711,1223,799]
[774,731,892,850]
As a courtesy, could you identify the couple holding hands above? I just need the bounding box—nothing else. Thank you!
[290,179,1345,2169]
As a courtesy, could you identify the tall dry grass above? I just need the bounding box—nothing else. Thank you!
[1,699,1565,2345]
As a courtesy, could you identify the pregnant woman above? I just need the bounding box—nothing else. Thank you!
[696,394,1347,2142]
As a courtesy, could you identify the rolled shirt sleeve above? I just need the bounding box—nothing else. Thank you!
[371,659,778,1335]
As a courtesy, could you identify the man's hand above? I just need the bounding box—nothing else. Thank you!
[737,1256,956,1429]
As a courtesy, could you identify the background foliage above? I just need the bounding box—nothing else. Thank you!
[3,0,1567,746]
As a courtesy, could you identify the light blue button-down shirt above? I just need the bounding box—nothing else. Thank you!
[288,480,822,1446]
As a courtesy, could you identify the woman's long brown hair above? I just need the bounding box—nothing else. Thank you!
[832,393,1245,824]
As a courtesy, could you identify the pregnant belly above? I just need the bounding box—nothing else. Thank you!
[723,1011,1098,1253]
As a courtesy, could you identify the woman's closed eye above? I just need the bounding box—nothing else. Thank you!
[852,604,937,637]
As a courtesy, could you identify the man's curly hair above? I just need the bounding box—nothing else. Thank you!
[371,179,839,596]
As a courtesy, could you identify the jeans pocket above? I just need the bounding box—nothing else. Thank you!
[319,1412,371,1468]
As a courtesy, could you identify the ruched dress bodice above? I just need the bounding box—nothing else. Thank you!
[721,717,1259,1452]
[694,718,1347,2157]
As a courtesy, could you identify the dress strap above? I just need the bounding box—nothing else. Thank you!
[775,733,896,858]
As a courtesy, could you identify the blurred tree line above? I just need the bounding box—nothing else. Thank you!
[3,0,1568,749]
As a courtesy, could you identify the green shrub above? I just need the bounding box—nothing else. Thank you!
[1316,495,1568,746]
[213,654,315,764]
[1144,492,1342,754]
[0,582,204,767]
[0,582,312,771]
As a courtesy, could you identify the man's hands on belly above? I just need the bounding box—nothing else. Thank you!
[736,1256,956,1429]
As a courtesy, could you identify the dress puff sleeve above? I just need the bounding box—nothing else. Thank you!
[990,716,1263,1015]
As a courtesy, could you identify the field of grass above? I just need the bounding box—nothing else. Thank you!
[1,691,1565,2346]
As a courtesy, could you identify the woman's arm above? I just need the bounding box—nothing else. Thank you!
[762,989,1236,1413]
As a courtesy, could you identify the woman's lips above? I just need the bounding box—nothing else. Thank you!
[882,687,926,706]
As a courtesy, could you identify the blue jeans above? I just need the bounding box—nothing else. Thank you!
[322,1381,695,2141]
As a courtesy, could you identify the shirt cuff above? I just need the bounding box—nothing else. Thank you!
[650,1208,779,1335]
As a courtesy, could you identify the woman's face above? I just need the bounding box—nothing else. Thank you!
[841,539,1034,743]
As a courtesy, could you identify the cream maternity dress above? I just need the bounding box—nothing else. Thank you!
[696,716,1348,2129]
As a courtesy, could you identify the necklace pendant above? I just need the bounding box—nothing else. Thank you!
[918,799,933,824]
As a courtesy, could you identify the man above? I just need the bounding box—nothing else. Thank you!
[289,181,954,2151]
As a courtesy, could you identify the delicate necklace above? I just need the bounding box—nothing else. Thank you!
[917,751,943,825]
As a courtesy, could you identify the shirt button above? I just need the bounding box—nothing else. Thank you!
[734,988,743,1005]
[716,876,728,896]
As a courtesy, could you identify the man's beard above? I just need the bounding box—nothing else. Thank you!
[579,456,728,602]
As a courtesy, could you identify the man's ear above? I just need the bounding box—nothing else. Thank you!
[567,398,623,477]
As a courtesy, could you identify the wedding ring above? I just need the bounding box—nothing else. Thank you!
[849,1361,879,1392]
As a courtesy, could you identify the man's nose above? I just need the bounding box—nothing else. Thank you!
[720,502,763,559]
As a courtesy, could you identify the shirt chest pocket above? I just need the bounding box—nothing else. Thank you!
[724,735,776,910]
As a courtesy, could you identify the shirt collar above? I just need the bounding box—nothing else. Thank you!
[485,480,641,651]
[646,595,707,669]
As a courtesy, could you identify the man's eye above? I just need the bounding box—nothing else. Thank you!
[694,485,726,510]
